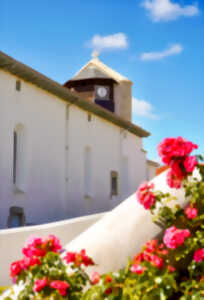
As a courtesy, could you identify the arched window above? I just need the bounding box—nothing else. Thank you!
[84,146,92,198]
[13,124,26,191]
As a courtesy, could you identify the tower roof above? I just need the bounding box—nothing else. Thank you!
[65,53,132,85]
[71,65,114,81]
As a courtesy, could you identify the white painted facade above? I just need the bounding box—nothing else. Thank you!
[147,159,159,181]
[0,67,150,229]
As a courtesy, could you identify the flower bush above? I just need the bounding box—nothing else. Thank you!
[3,136,204,299]
[5,235,94,299]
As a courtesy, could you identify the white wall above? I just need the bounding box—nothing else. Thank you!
[0,213,105,286]
[0,69,147,229]
[0,70,66,229]
[114,81,132,122]
[147,163,158,181]
[66,106,146,216]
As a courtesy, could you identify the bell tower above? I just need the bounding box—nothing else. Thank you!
[64,53,132,121]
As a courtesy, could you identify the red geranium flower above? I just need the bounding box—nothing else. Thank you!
[90,271,100,285]
[163,226,191,249]
[193,249,204,263]
[131,264,146,274]
[50,280,70,297]
[33,278,48,292]
[137,182,155,210]
[184,204,198,220]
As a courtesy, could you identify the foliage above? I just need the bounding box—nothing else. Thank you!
[4,236,93,299]
[3,137,204,299]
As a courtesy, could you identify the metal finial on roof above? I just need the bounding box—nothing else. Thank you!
[91,50,99,59]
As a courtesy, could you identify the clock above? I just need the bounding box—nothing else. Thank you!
[95,86,109,100]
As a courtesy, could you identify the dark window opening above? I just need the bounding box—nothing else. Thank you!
[88,113,92,122]
[13,131,17,184]
[7,206,26,228]
[111,171,118,196]
[16,80,21,91]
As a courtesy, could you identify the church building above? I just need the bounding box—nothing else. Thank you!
[0,50,158,229]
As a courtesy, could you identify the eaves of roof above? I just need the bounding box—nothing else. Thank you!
[71,57,132,84]
[147,159,160,168]
[0,51,150,138]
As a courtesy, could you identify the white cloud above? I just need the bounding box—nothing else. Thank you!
[132,98,158,119]
[88,33,128,51]
[140,44,183,61]
[142,0,199,22]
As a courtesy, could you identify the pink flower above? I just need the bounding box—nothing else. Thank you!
[22,235,62,258]
[167,265,176,272]
[64,251,76,264]
[91,272,100,285]
[158,137,197,164]
[150,254,163,269]
[22,236,46,258]
[25,235,44,249]
[184,205,198,219]
[33,278,48,292]
[10,256,41,279]
[167,170,184,189]
[158,138,176,164]
[131,264,146,274]
[64,249,94,267]
[184,156,198,173]
[163,226,191,249]
[23,256,41,268]
[80,249,94,266]
[170,160,184,178]
[133,253,145,263]
[12,277,17,284]
[158,137,198,189]
[193,249,204,263]
[184,141,198,156]
[145,240,158,253]
[46,235,62,253]
[137,182,155,210]
[50,280,70,296]
[10,260,25,278]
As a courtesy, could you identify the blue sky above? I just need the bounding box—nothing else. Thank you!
[0,0,203,161]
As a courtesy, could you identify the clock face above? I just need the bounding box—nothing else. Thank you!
[96,86,109,99]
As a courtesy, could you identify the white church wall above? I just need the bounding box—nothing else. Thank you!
[0,69,147,230]
[147,163,157,181]
[0,70,66,228]
[66,106,146,216]
[122,131,146,199]
[67,105,122,216]
[146,160,160,181]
